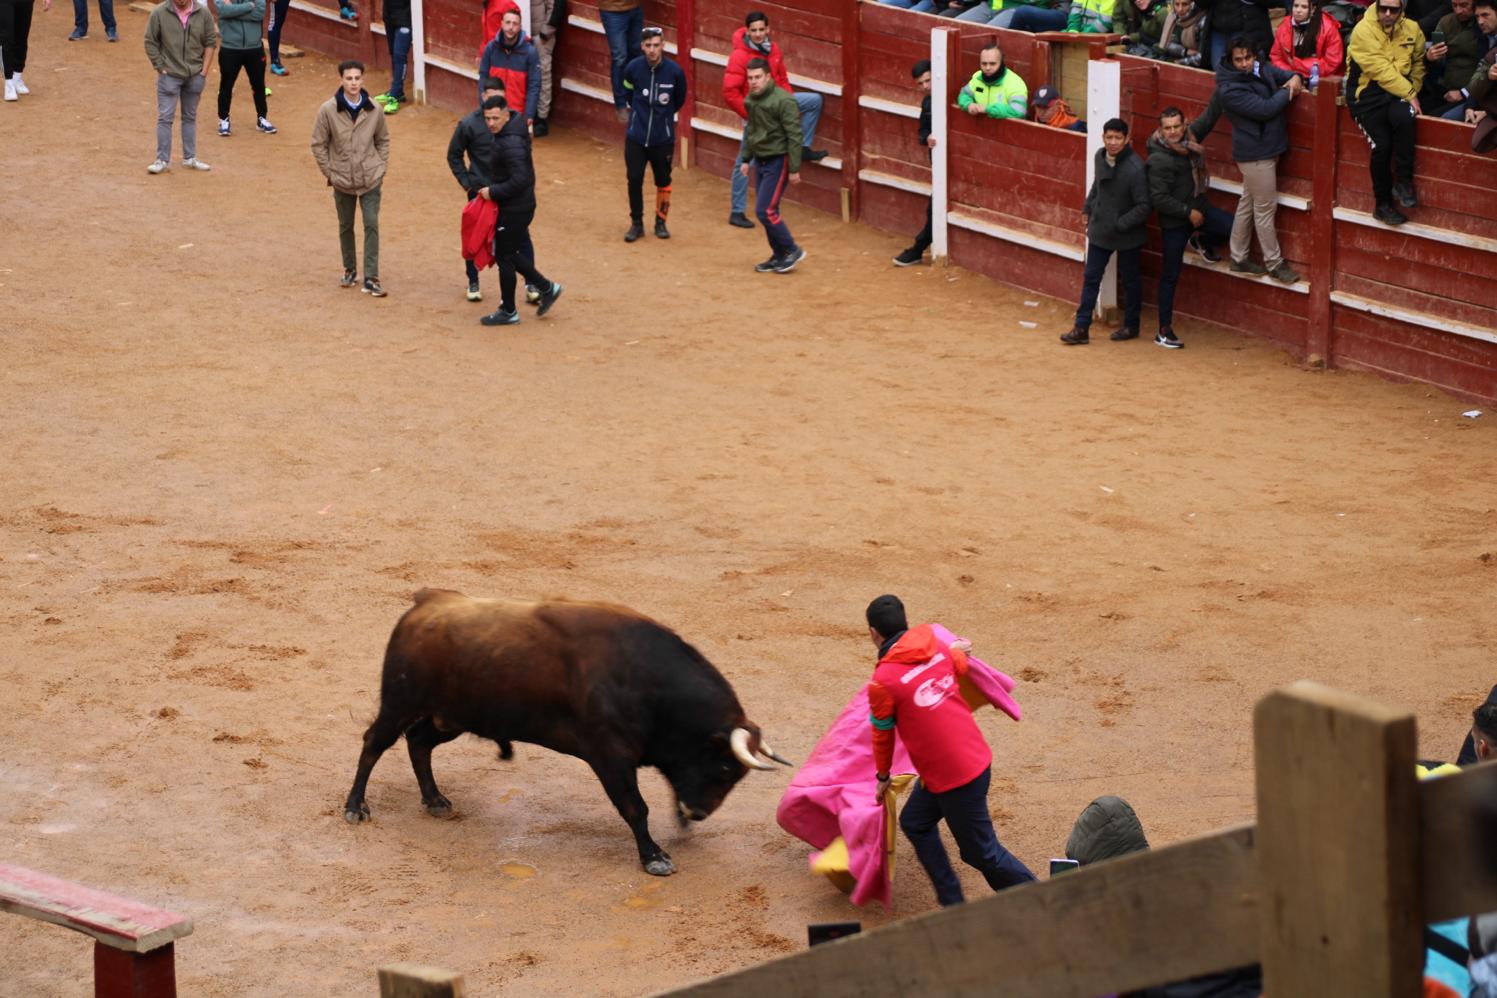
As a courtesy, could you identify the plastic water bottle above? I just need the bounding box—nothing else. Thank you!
[1309,62,1320,92]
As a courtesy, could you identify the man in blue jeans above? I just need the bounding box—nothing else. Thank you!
[1146,102,1228,348]
[599,0,641,122]
[68,0,115,41]
[740,59,806,273]
[1060,118,1150,345]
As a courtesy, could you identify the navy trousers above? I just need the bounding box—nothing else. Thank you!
[899,767,1036,907]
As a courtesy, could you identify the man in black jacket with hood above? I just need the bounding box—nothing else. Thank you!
[1061,118,1151,346]
[475,94,563,326]
[893,59,937,267]
[448,76,505,302]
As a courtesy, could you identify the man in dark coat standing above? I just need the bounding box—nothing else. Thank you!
[1061,118,1151,346]
[1146,99,1226,348]
[447,76,505,302]
[475,94,563,325]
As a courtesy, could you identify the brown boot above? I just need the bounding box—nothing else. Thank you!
[1060,328,1089,345]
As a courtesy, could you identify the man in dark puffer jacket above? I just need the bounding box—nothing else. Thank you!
[1061,118,1151,346]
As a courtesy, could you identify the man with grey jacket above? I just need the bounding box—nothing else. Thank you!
[143,0,217,174]
[311,60,391,297]
[215,0,276,137]
[1060,118,1150,346]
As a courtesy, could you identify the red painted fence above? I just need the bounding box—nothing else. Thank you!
[279,0,1497,403]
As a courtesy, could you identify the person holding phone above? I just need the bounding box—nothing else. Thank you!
[1423,0,1490,117]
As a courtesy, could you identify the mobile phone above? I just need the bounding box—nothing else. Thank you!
[1050,858,1081,877]
[807,921,861,947]
[1431,30,1446,43]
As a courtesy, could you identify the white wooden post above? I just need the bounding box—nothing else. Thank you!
[1086,58,1121,320]
[411,0,427,104]
[930,27,951,262]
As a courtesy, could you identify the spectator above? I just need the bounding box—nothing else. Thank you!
[1425,0,1495,118]
[67,0,113,41]
[879,0,939,10]
[598,0,641,123]
[958,40,1028,119]
[372,0,411,114]
[448,76,507,302]
[1471,42,1497,146]
[1156,0,1209,66]
[310,60,391,296]
[722,10,827,230]
[1270,0,1347,79]
[476,94,564,323]
[1201,0,1271,68]
[954,0,1070,28]
[1215,33,1303,280]
[529,0,566,136]
[893,59,937,266]
[1121,0,1171,53]
[1,0,52,102]
[479,3,540,128]
[266,0,290,75]
[214,0,276,137]
[1348,0,1426,225]
[1031,84,1087,130]
[740,57,807,273]
[1060,117,1150,346]
[144,0,217,175]
[1068,0,1120,32]
[1147,101,1228,348]
[621,26,686,242]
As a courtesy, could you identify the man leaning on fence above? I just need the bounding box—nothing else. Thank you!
[1348,0,1427,226]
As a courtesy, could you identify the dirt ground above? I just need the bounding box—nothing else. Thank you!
[2,16,1494,997]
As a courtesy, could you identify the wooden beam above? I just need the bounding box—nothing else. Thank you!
[1305,79,1339,366]
[1253,682,1422,996]
[377,964,466,998]
[677,0,696,169]
[655,824,1260,997]
[1420,761,1497,922]
[839,0,861,222]
[95,941,177,998]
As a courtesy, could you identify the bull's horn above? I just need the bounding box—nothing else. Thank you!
[731,727,775,771]
[758,742,794,767]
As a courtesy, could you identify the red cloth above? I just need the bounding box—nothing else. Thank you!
[867,624,992,793]
[722,25,794,120]
[462,196,499,270]
[1269,11,1345,78]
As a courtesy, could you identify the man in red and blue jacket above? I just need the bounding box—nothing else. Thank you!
[478,0,540,124]
[865,594,1036,906]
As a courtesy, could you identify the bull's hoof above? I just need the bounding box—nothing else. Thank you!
[644,856,676,877]
[344,804,370,824]
[423,794,454,818]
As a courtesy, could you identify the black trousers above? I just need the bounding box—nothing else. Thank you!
[494,208,549,311]
[0,0,36,79]
[912,197,933,252]
[1353,95,1416,205]
[218,45,269,120]
[624,138,673,224]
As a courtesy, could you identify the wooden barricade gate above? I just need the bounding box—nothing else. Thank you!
[648,682,1497,997]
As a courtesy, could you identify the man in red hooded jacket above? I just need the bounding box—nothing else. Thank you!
[721,9,827,228]
[865,594,1036,907]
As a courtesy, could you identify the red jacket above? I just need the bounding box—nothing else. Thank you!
[722,25,793,120]
[462,196,499,269]
[867,624,992,793]
[1269,11,1345,78]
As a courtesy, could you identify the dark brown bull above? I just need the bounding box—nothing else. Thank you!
[342,589,789,875]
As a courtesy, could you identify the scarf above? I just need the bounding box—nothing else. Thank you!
[1292,9,1323,60]
[1152,125,1209,197]
[749,37,771,55]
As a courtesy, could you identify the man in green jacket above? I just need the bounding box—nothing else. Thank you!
[958,42,1028,119]
[214,0,276,137]
[740,58,806,274]
[143,0,217,174]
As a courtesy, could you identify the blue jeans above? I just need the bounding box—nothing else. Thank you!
[955,2,1001,20]
[72,0,115,34]
[1440,99,1470,120]
[387,25,411,99]
[880,0,936,8]
[731,92,823,213]
[991,5,1067,29]
[600,5,642,108]
[753,155,797,257]
[1074,242,1142,333]
[899,768,1036,907]
[1157,205,1232,329]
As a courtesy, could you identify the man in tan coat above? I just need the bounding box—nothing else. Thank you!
[310,60,391,296]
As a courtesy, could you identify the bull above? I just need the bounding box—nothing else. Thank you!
[342,589,790,875]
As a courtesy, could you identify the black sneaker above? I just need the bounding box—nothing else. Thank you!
[1392,182,1417,208]
[624,222,644,243]
[480,307,519,326]
[1268,261,1301,284]
[1155,329,1184,349]
[1374,202,1408,226]
[1230,257,1268,276]
[754,255,782,273]
[1060,328,1089,345]
[533,118,549,137]
[1110,327,1139,341]
[536,281,563,317]
[728,212,755,229]
[893,246,924,267]
[1187,233,1220,264]
[362,277,386,297]
[774,246,806,273]
[654,218,670,239]
[801,147,829,162]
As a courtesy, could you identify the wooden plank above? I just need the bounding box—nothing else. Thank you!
[95,941,177,998]
[1253,682,1422,997]
[656,825,1259,997]
[1420,763,1497,922]
[1306,77,1338,365]
[0,863,193,955]
[378,964,466,998]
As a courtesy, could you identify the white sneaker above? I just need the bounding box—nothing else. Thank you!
[147,159,169,174]
[13,75,28,95]
[182,157,211,171]
[256,116,277,134]
[219,117,231,136]
[3,81,15,102]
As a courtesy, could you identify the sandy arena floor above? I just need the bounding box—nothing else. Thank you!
[2,17,1494,996]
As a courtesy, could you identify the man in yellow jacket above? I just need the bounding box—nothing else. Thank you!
[956,41,1028,120]
[1348,0,1426,225]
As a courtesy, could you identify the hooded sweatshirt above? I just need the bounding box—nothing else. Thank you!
[867,624,991,793]
[1065,795,1149,864]
[479,0,542,118]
